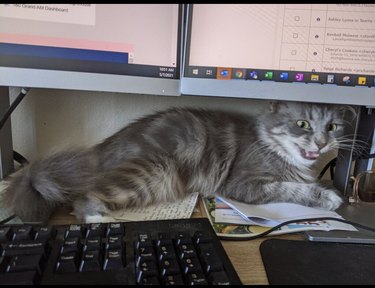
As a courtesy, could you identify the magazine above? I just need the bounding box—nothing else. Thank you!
[202,197,357,239]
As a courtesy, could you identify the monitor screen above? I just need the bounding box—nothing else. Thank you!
[182,4,375,106]
[0,4,182,96]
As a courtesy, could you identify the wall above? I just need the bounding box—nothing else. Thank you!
[9,87,269,162]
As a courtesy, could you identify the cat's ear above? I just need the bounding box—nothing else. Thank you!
[269,101,288,113]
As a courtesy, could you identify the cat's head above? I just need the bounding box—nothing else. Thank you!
[258,101,356,166]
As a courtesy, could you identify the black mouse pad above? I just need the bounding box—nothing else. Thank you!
[260,239,375,285]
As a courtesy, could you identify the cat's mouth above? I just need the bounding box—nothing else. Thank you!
[300,149,320,160]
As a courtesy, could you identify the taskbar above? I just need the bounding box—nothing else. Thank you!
[186,66,375,88]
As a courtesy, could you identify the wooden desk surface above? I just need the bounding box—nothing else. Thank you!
[48,198,303,285]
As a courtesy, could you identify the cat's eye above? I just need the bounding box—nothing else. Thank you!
[296,120,310,129]
[328,123,337,131]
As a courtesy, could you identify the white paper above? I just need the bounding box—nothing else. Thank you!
[217,196,351,227]
[215,197,253,225]
[113,192,199,221]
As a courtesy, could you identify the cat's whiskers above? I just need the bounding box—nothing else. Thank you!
[331,136,369,157]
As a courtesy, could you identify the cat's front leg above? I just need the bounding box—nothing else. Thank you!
[222,180,343,211]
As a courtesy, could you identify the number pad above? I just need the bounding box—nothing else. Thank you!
[134,230,231,285]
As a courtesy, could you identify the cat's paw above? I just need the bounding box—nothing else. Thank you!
[314,189,343,211]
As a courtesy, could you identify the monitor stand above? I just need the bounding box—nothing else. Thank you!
[0,86,14,180]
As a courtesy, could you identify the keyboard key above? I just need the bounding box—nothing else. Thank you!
[157,244,177,261]
[181,257,203,274]
[136,260,158,281]
[103,249,125,270]
[160,259,180,276]
[0,227,13,243]
[12,226,34,241]
[156,232,172,246]
[34,227,56,241]
[193,231,211,245]
[106,223,124,236]
[0,256,10,272]
[136,233,153,248]
[56,252,79,273]
[79,250,101,272]
[198,243,224,273]
[174,232,192,245]
[105,236,122,250]
[83,236,101,251]
[64,224,85,239]
[164,274,185,285]
[60,237,81,254]
[6,254,44,274]
[186,271,208,285]
[177,243,197,259]
[137,275,160,285]
[86,223,105,238]
[2,240,47,257]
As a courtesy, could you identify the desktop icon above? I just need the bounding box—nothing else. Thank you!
[205,69,213,76]
[221,70,229,77]
[327,74,334,84]
[358,76,366,85]
[280,72,289,81]
[295,73,304,81]
[264,71,273,80]
[217,67,232,80]
[311,74,319,81]
[249,71,258,79]
[342,75,351,84]
[233,69,246,79]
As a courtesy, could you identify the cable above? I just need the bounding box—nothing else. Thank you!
[219,216,375,241]
[13,150,29,166]
[359,153,375,160]
[0,87,30,130]
[318,153,375,181]
[318,158,336,180]
[0,88,30,166]
[329,162,335,179]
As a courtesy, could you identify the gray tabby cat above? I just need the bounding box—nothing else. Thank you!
[2,101,353,223]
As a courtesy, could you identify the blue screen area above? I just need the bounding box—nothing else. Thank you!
[0,43,128,64]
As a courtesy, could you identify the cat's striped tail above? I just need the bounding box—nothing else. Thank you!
[1,148,97,223]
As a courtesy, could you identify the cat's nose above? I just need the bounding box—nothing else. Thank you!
[315,140,327,150]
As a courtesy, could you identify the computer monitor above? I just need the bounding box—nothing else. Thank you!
[182,4,375,106]
[0,4,183,96]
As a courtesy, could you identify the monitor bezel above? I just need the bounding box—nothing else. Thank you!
[181,4,375,106]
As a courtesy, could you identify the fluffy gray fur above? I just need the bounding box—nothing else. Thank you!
[2,101,354,223]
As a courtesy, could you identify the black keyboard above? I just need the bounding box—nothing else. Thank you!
[0,218,242,285]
